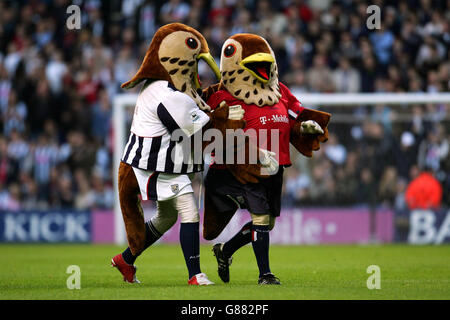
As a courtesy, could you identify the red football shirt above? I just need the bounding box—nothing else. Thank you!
[207,82,304,167]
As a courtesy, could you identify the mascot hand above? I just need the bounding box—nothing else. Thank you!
[221,101,245,121]
[300,120,324,135]
[208,101,246,132]
[259,149,279,175]
[203,101,246,151]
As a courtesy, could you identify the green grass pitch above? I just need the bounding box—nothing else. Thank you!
[1,244,449,300]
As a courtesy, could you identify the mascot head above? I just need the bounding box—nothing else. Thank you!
[122,23,220,111]
[219,33,281,107]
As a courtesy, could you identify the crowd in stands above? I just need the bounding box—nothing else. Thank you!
[0,0,448,211]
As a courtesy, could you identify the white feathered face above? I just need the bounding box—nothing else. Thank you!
[159,30,220,111]
[220,34,281,107]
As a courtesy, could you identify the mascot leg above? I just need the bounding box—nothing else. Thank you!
[175,192,203,279]
[150,200,178,235]
[203,188,237,240]
[249,214,273,279]
[222,215,276,256]
[212,213,277,283]
[112,162,154,283]
[118,162,147,256]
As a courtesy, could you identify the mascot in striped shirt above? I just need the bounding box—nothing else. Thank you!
[202,34,331,285]
[111,23,245,285]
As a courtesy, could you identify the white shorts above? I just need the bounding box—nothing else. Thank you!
[132,167,194,201]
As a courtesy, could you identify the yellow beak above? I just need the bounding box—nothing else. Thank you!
[195,53,221,89]
[240,53,274,84]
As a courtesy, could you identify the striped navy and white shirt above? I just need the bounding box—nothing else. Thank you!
[122,80,210,174]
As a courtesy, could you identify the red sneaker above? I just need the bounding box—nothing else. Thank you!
[188,273,214,286]
[111,254,140,283]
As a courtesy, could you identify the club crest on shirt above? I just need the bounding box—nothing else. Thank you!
[171,184,179,194]
[191,111,200,122]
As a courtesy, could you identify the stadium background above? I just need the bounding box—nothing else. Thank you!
[0,0,449,246]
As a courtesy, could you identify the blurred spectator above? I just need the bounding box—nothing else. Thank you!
[137,0,157,40]
[3,90,27,136]
[417,124,449,173]
[369,26,394,66]
[323,133,347,165]
[91,171,114,209]
[378,166,399,207]
[357,167,377,205]
[55,173,75,209]
[91,89,111,144]
[114,47,137,88]
[33,134,59,196]
[359,54,378,92]
[7,130,29,170]
[74,169,95,210]
[307,54,335,92]
[333,57,361,93]
[45,50,68,95]
[0,183,21,211]
[160,0,191,24]
[393,131,417,180]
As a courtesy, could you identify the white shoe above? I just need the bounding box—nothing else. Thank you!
[188,273,215,285]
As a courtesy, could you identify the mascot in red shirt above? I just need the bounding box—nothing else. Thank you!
[202,34,331,285]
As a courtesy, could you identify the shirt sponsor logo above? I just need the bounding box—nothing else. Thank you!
[260,114,288,125]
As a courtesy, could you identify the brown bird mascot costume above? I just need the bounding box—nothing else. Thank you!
[201,34,331,284]
[111,23,245,285]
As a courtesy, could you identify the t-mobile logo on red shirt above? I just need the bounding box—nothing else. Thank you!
[260,115,289,125]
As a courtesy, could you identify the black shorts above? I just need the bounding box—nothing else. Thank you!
[204,166,284,217]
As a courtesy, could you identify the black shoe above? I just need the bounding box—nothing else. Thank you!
[258,273,281,285]
[212,243,233,283]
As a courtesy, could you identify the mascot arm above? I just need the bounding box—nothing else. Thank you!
[290,108,331,157]
[280,83,331,157]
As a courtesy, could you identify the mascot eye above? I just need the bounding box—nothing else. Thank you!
[185,37,198,49]
[224,44,236,57]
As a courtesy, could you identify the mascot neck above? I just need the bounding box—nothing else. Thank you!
[220,67,281,107]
